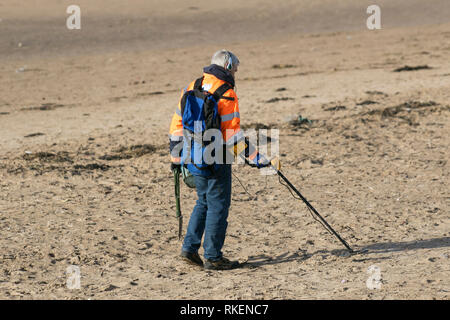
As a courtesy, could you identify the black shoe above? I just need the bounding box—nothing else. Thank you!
[180,251,203,267]
[204,257,240,270]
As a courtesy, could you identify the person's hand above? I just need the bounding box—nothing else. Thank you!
[245,154,278,170]
[171,163,181,172]
[257,158,270,169]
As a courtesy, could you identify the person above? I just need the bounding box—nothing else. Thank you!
[169,50,275,270]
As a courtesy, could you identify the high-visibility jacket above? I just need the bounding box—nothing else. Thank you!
[169,68,261,167]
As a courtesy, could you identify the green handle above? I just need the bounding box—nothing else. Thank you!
[173,167,182,239]
[174,168,181,218]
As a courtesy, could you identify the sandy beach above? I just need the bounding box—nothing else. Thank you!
[0,0,449,299]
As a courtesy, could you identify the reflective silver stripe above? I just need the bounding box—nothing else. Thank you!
[175,108,181,116]
[221,112,240,122]
[169,134,183,141]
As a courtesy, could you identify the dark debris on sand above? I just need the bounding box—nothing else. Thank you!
[356,100,377,106]
[271,64,297,69]
[393,65,432,72]
[323,105,347,111]
[100,144,157,161]
[23,151,73,163]
[265,97,295,103]
[21,103,66,111]
[359,100,449,126]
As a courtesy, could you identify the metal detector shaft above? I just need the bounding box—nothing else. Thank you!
[275,169,353,252]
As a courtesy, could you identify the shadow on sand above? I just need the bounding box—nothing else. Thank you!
[241,251,310,268]
[358,236,450,254]
[241,237,450,268]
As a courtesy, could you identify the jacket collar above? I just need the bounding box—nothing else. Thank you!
[203,64,235,88]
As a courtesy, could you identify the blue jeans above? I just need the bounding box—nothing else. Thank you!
[182,164,232,261]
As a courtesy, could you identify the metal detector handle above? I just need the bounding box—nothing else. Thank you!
[270,158,281,171]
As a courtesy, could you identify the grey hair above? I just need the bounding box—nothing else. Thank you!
[211,50,240,70]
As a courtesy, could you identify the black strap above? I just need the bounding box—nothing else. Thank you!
[212,83,232,102]
[181,79,233,120]
[220,96,235,101]
[193,78,233,101]
[193,77,204,90]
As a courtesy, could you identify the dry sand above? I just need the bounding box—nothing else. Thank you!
[0,0,449,299]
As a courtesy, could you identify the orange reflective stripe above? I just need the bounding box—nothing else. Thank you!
[169,88,189,136]
[218,87,240,144]
[221,116,240,131]
[169,113,182,135]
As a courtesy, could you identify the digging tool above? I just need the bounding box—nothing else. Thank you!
[173,166,183,240]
